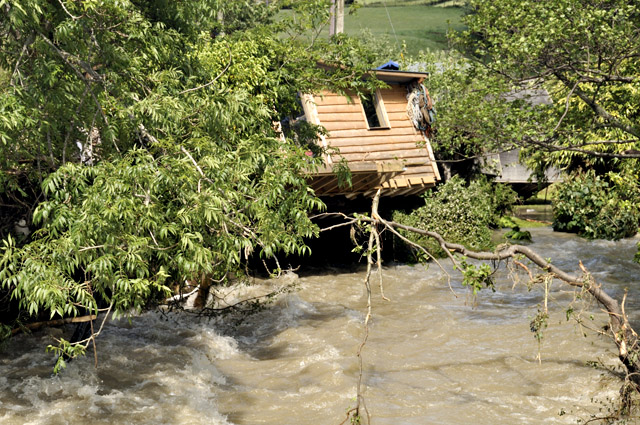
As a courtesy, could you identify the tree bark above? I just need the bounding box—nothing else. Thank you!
[11,315,98,336]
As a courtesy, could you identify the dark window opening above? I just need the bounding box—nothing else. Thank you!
[360,91,389,129]
[361,94,381,128]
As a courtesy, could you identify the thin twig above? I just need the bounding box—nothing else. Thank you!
[78,245,105,252]
[180,146,214,184]
[56,0,82,20]
[552,79,579,134]
[380,219,456,297]
[178,47,232,95]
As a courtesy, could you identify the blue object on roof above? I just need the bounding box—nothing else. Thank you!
[376,61,400,71]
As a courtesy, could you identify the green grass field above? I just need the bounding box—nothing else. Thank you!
[342,5,466,54]
[280,4,466,56]
[358,0,467,6]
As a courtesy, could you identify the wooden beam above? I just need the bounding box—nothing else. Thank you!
[309,160,404,176]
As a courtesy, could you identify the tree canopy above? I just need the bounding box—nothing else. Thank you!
[0,0,386,356]
[460,0,639,164]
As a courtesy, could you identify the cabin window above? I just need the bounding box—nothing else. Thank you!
[360,90,389,130]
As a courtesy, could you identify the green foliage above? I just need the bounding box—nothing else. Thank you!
[0,322,10,345]
[439,0,640,249]
[498,216,517,228]
[406,50,543,162]
[458,258,494,294]
[46,338,87,374]
[504,227,531,241]
[393,176,518,257]
[500,217,532,241]
[0,0,383,237]
[334,158,353,189]
[459,0,640,167]
[1,135,325,321]
[530,309,548,343]
[553,170,640,240]
[0,0,391,359]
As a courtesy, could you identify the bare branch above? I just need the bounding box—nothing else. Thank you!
[555,73,640,139]
[11,314,97,336]
[524,136,640,159]
[56,0,82,20]
[379,219,456,297]
[552,79,579,134]
[179,145,215,185]
[178,47,232,95]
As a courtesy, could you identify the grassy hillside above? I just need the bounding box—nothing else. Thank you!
[358,0,467,6]
[342,5,466,54]
[279,4,466,56]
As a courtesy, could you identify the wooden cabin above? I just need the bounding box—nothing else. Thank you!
[302,69,441,198]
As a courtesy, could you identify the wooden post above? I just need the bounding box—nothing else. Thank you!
[329,0,344,37]
[217,9,225,37]
[329,0,336,37]
[336,0,344,34]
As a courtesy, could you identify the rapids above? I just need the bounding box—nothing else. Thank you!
[1,227,639,424]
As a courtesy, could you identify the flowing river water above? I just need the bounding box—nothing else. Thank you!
[1,225,640,424]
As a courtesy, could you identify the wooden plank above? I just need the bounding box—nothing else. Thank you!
[317,104,364,114]
[320,112,413,125]
[328,134,424,146]
[301,94,321,126]
[380,91,410,102]
[310,161,404,176]
[312,162,375,176]
[349,173,377,192]
[408,177,432,185]
[335,142,427,154]
[335,157,429,167]
[382,178,409,188]
[328,126,420,139]
[322,121,401,131]
[315,89,355,98]
[318,112,367,122]
[403,165,436,174]
[338,150,429,162]
[317,92,409,108]
[404,171,436,180]
[317,94,409,110]
[387,111,414,121]
[383,102,411,113]
[422,131,441,181]
[314,96,358,107]
[380,98,410,107]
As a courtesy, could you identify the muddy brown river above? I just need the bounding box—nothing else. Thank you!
[1,227,639,424]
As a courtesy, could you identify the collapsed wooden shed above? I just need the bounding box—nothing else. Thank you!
[302,69,441,198]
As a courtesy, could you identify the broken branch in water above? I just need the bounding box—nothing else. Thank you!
[353,211,640,391]
[11,315,98,336]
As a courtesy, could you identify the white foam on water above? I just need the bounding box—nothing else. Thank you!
[1,228,639,424]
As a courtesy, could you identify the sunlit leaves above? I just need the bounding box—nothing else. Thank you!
[0,0,389,371]
[460,0,640,153]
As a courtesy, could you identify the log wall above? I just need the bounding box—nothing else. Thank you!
[307,84,440,196]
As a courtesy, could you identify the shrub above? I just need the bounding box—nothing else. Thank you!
[553,171,640,240]
[393,176,518,257]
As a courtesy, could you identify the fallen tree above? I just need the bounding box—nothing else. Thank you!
[334,190,640,425]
